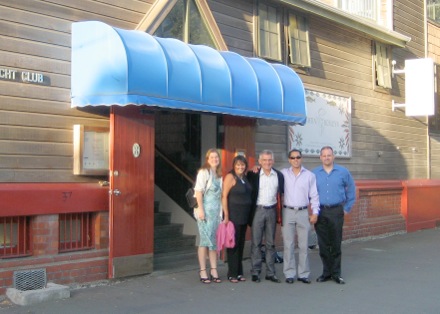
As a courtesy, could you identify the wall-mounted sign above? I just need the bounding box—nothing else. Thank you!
[73,125,109,175]
[0,67,50,86]
[288,89,352,158]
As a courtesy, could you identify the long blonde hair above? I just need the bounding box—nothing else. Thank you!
[200,148,222,177]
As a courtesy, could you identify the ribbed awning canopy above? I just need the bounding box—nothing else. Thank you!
[71,21,307,124]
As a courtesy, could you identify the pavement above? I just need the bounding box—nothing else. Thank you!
[1,227,439,314]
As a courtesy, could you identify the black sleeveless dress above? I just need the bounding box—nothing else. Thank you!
[227,175,252,225]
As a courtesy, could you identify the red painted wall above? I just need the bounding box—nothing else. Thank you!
[1,179,440,294]
[402,179,440,232]
[0,183,108,217]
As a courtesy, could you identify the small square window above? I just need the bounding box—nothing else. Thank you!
[0,216,31,258]
[59,213,94,253]
[427,0,440,23]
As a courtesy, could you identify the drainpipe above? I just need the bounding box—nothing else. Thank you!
[424,0,431,179]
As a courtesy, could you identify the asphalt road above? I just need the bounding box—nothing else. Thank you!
[1,227,439,314]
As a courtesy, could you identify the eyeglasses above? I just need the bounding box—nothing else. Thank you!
[289,156,302,160]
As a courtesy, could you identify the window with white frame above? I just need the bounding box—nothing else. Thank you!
[374,42,392,89]
[288,12,311,67]
[427,0,440,23]
[258,2,281,61]
[339,0,379,22]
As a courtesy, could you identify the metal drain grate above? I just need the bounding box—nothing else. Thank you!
[13,269,47,291]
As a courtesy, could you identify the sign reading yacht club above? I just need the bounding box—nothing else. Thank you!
[0,67,49,85]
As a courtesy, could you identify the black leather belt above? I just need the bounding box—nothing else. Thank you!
[320,203,342,209]
[259,204,276,209]
[284,205,308,210]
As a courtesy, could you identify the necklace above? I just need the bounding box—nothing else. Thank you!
[237,176,245,184]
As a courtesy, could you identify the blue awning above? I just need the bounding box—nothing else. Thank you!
[71,21,307,124]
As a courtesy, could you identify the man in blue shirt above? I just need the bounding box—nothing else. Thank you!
[312,146,356,285]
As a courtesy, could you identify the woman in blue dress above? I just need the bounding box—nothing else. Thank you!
[194,148,222,284]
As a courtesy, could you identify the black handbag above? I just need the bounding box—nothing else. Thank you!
[186,171,210,209]
[185,188,198,208]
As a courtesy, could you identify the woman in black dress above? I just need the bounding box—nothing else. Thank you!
[222,155,252,283]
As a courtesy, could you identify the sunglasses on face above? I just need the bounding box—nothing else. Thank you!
[289,156,302,160]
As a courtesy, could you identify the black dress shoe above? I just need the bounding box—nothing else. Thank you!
[316,275,331,282]
[332,276,345,284]
[285,278,294,284]
[251,275,261,283]
[265,275,281,283]
[297,277,311,284]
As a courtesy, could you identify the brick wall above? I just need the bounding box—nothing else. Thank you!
[0,212,109,295]
[344,180,406,240]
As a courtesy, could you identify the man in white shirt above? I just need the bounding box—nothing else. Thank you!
[247,150,284,283]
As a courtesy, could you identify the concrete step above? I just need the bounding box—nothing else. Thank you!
[154,235,196,254]
[153,250,198,272]
[154,223,184,239]
[154,212,171,226]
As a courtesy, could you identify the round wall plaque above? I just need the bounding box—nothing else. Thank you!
[132,143,141,158]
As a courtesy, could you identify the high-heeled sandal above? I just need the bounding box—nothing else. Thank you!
[199,269,211,284]
[228,277,239,283]
[210,268,222,283]
[237,275,246,282]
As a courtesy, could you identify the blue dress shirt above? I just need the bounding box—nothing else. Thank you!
[312,164,356,213]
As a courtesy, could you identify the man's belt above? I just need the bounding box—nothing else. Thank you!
[284,205,308,210]
[258,204,277,209]
[319,203,342,209]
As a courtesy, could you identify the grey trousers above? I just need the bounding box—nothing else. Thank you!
[282,208,311,279]
[251,206,277,276]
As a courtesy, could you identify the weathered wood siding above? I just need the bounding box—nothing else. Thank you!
[208,0,254,57]
[0,0,153,182]
[215,0,428,179]
[0,0,431,181]
[428,21,440,179]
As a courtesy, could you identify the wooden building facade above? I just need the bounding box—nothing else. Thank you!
[1,0,440,293]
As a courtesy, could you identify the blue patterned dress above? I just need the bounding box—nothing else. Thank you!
[197,175,222,250]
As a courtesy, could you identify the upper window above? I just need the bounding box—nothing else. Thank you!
[288,13,311,67]
[374,42,392,89]
[154,0,215,47]
[258,3,281,61]
[338,0,378,22]
[257,2,311,67]
[428,0,440,23]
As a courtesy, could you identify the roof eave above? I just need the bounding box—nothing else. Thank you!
[280,0,411,48]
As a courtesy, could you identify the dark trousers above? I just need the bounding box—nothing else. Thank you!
[226,223,247,278]
[315,205,344,277]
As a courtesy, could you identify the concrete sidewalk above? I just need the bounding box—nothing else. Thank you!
[1,228,439,314]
